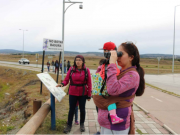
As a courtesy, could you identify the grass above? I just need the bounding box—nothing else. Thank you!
[136,129,148,134]
[0,82,10,102]
[0,123,15,134]
[14,102,20,109]
[1,54,180,74]
[10,115,18,122]
[35,85,70,134]
[0,66,69,134]
[19,123,25,128]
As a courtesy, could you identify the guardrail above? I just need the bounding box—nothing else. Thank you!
[16,86,67,134]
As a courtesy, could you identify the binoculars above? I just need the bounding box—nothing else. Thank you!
[104,51,123,59]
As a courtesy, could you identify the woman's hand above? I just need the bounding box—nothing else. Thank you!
[109,50,117,64]
[87,99,91,101]
[56,84,63,87]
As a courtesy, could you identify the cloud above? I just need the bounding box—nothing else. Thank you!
[0,0,180,55]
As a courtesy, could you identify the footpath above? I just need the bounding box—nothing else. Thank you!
[68,99,170,135]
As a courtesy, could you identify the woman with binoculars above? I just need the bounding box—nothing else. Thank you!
[94,41,145,134]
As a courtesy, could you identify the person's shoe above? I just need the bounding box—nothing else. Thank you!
[110,115,124,124]
[75,120,79,125]
[93,131,100,135]
[63,125,72,134]
[80,124,85,132]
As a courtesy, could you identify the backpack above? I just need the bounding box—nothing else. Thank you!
[55,62,59,67]
[67,67,88,95]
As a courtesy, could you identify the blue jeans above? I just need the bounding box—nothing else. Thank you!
[74,106,78,122]
[52,66,55,71]
[47,66,50,72]
[64,67,67,73]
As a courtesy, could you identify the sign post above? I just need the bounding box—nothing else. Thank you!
[36,53,39,67]
[41,38,63,130]
[157,57,161,74]
[40,51,45,94]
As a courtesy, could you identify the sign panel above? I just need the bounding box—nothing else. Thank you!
[37,72,66,102]
[157,57,161,61]
[48,56,53,59]
[43,38,63,52]
[36,53,39,59]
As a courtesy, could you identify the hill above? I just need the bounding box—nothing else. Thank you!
[0,49,180,58]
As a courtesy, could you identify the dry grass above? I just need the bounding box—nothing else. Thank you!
[0,66,69,134]
[0,54,180,74]
[35,86,69,134]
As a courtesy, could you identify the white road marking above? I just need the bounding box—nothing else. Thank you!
[151,96,163,102]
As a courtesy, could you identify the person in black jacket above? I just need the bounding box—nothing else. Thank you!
[55,60,59,74]
[67,60,71,71]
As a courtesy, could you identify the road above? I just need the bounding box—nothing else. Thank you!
[145,74,180,95]
[0,61,45,68]
[134,87,180,134]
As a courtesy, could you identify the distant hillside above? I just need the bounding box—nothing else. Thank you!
[0,49,180,59]
[140,54,180,59]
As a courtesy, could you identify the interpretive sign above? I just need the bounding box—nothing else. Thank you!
[43,38,63,51]
[37,72,66,102]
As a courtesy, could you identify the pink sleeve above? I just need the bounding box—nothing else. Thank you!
[96,65,102,73]
[62,67,72,86]
[106,64,139,96]
[87,68,92,97]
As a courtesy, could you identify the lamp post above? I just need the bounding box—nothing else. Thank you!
[61,0,83,80]
[19,29,28,58]
[49,0,83,130]
[172,5,180,73]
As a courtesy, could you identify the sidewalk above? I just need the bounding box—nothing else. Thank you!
[68,99,170,135]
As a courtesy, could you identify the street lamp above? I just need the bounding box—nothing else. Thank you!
[19,29,28,58]
[172,5,180,73]
[61,0,83,80]
[50,0,83,130]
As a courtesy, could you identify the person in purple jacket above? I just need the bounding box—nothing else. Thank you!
[97,42,145,134]
[56,55,92,134]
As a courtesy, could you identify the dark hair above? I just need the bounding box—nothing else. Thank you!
[120,42,145,96]
[99,59,106,65]
[73,55,85,70]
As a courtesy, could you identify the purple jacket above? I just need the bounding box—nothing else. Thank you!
[62,65,92,97]
[97,64,140,130]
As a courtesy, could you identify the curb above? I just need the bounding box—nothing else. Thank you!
[163,124,178,135]
[146,85,180,99]
[134,101,178,135]
[133,101,149,114]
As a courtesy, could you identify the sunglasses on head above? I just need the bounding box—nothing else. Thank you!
[125,41,134,45]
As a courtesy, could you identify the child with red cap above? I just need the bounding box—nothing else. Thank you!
[96,42,124,124]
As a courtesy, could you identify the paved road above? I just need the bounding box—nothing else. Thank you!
[145,74,180,95]
[134,86,180,134]
[0,60,45,68]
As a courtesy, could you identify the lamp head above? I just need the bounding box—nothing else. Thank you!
[79,4,83,9]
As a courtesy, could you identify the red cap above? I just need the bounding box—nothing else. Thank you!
[99,42,116,50]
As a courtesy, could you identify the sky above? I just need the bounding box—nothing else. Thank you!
[0,0,180,55]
